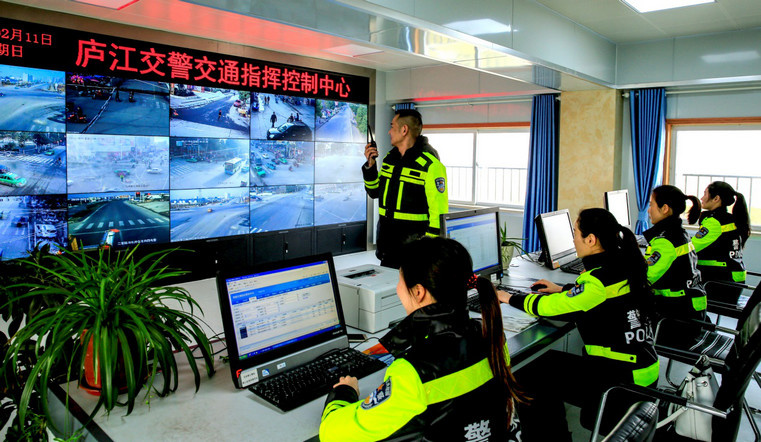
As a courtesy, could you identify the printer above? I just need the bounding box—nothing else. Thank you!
[337,264,406,333]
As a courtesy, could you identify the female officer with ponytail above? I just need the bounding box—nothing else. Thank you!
[497,208,658,440]
[644,185,706,345]
[320,237,523,441]
[693,181,750,305]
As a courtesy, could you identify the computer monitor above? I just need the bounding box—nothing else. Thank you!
[440,207,502,279]
[534,209,577,269]
[604,189,632,230]
[216,253,349,389]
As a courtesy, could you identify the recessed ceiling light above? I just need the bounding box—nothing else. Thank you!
[443,19,512,36]
[620,0,714,13]
[70,0,141,10]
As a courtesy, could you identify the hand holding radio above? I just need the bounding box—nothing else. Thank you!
[365,124,379,166]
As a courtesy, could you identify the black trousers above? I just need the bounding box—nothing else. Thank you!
[515,350,655,441]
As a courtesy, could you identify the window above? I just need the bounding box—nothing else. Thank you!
[666,120,761,228]
[426,127,530,207]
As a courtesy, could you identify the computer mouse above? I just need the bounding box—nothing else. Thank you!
[531,283,547,291]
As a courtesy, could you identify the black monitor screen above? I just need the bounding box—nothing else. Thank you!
[440,207,502,278]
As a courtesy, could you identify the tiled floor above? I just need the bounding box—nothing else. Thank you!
[568,312,761,441]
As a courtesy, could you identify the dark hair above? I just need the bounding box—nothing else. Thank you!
[706,181,751,246]
[394,109,423,138]
[576,208,650,297]
[398,236,523,422]
[652,185,701,225]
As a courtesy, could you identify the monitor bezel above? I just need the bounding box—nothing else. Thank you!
[534,209,577,269]
[604,189,632,230]
[215,252,348,389]
[439,206,503,280]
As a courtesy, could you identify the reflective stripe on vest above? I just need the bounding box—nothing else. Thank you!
[632,361,660,386]
[378,208,429,221]
[675,242,695,257]
[721,223,737,232]
[423,358,493,405]
[585,345,637,363]
[693,295,707,312]
[653,288,685,297]
[697,259,727,267]
[396,182,404,210]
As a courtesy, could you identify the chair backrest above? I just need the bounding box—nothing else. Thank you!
[602,401,658,442]
[736,283,761,331]
[711,295,761,440]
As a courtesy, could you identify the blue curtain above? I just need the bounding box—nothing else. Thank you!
[630,88,666,234]
[522,94,559,253]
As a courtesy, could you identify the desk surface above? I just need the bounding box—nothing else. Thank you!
[52,253,576,442]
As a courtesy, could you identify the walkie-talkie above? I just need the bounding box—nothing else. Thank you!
[368,124,378,160]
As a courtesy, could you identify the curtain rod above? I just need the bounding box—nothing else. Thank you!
[623,85,761,98]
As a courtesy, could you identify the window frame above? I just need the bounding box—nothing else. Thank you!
[426,122,530,209]
[665,117,761,231]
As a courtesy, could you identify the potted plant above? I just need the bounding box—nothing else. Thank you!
[499,223,527,274]
[2,245,215,436]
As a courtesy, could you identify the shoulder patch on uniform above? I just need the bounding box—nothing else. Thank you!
[695,226,709,239]
[435,177,446,193]
[567,284,585,297]
[361,378,392,410]
[646,251,661,266]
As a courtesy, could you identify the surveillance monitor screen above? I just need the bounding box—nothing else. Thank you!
[315,142,365,183]
[169,187,249,242]
[0,131,66,195]
[0,195,67,260]
[66,73,170,136]
[314,183,366,226]
[249,140,314,186]
[251,93,315,142]
[170,84,251,139]
[315,100,367,143]
[170,138,249,189]
[0,65,65,133]
[250,185,314,233]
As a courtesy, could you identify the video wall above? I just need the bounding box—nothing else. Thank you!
[0,18,369,261]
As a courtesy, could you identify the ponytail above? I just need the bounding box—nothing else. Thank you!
[652,185,701,225]
[706,181,750,246]
[733,192,751,246]
[475,276,526,420]
[686,195,701,225]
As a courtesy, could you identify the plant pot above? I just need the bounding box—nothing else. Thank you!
[81,332,146,396]
[501,244,514,273]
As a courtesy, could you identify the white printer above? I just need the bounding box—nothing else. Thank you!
[337,264,406,333]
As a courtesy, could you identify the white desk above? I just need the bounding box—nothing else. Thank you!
[49,252,577,441]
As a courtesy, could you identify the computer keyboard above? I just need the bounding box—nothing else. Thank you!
[467,285,531,313]
[560,257,585,275]
[249,348,387,412]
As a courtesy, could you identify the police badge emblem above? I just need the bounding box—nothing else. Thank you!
[435,177,446,193]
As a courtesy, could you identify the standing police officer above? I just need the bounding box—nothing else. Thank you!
[362,109,448,268]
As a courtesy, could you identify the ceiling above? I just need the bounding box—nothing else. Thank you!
[534,0,761,44]
[4,0,760,95]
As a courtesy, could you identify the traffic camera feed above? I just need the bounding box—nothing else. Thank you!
[67,192,170,250]
[0,195,67,261]
[170,84,250,139]
[315,142,366,183]
[251,93,315,141]
[170,187,249,242]
[314,182,366,226]
[315,100,367,143]
[0,131,67,195]
[66,134,169,194]
[65,73,170,136]
[249,140,314,186]
[170,137,249,189]
[249,185,314,232]
[0,65,66,134]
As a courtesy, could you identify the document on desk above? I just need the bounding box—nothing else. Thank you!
[500,303,537,333]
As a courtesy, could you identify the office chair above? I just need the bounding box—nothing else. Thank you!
[650,281,761,441]
[595,401,658,442]
[592,306,761,441]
